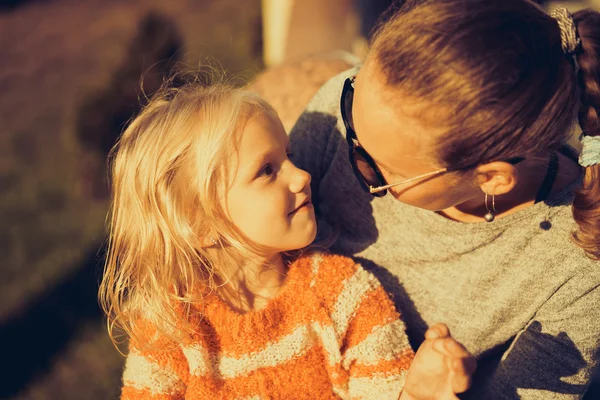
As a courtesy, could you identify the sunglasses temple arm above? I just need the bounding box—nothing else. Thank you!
[369,168,448,194]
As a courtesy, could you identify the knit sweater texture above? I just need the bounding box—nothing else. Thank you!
[288,66,600,400]
[121,252,414,400]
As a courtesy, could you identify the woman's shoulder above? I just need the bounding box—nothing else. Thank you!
[304,65,359,114]
[291,65,359,132]
[527,196,600,277]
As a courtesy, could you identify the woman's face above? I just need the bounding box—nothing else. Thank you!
[351,57,481,211]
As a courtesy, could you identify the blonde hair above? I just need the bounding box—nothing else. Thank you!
[99,81,277,348]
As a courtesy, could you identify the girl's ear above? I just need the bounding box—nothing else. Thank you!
[474,161,518,196]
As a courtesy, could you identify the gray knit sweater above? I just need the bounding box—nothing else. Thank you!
[289,68,600,400]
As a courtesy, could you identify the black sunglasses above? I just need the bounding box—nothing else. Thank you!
[340,76,524,197]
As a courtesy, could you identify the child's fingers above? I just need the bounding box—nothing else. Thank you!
[451,370,472,394]
[450,355,477,393]
[424,323,450,340]
[451,355,477,377]
[462,355,477,376]
[432,337,471,358]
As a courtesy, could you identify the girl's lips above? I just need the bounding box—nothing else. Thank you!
[289,200,313,215]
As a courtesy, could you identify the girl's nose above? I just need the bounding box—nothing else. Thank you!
[289,163,311,193]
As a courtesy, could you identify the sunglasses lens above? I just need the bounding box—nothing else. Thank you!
[343,78,386,196]
[354,149,385,188]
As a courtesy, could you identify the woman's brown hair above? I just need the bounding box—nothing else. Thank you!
[370,0,600,259]
[572,9,600,258]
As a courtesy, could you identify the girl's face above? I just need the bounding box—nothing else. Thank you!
[226,110,317,254]
[351,57,481,211]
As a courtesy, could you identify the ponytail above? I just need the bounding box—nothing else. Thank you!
[572,9,600,259]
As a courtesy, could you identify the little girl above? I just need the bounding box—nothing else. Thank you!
[100,81,475,400]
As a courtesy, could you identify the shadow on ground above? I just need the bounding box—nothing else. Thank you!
[1,11,183,398]
[77,11,183,199]
[0,245,106,398]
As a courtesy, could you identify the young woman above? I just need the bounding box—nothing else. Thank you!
[287,1,600,398]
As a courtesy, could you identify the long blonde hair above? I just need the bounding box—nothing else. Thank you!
[99,81,277,348]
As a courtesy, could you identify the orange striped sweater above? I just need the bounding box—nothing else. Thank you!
[121,252,415,399]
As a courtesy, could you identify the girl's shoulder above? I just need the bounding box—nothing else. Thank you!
[295,250,383,300]
[296,250,358,276]
[129,301,208,351]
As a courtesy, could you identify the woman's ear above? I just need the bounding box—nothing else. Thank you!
[474,161,518,195]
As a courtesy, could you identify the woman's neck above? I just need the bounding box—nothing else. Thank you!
[219,252,288,313]
[441,152,581,223]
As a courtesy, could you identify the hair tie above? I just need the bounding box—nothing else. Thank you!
[551,8,597,167]
[551,7,582,55]
[579,134,600,167]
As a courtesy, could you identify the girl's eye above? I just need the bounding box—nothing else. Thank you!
[258,163,275,178]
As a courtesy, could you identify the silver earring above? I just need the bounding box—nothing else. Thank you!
[211,238,218,246]
[484,193,497,222]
